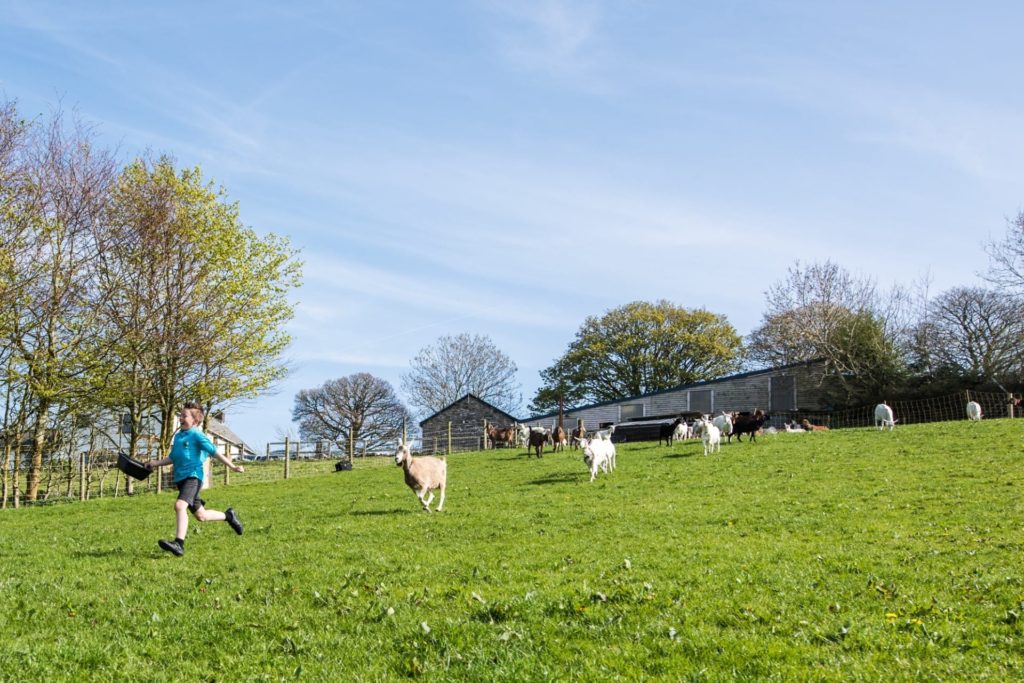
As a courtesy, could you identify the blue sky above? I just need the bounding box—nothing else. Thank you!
[3,1,1021,453]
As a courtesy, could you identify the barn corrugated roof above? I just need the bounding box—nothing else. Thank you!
[524,359,826,421]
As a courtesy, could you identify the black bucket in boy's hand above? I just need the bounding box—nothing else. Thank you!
[117,452,152,480]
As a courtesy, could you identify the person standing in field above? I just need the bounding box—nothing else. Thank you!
[146,404,245,556]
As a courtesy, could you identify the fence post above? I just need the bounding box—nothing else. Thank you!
[284,436,291,480]
[448,421,452,455]
[483,420,488,450]
[1009,393,1016,419]
[349,430,354,460]
[79,452,86,501]
[224,444,231,486]
[433,436,437,455]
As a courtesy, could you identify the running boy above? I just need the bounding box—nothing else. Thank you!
[147,404,245,556]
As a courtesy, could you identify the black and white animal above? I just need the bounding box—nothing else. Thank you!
[527,428,550,458]
[658,417,686,446]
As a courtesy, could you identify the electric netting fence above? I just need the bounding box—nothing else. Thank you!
[769,390,1017,430]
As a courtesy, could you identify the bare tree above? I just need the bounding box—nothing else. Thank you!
[293,373,412,454]
[402,333,521,417]
[11,107,117,501]
[983,211,1024,292]
[920,286,1024,384]
[747,260,909,404]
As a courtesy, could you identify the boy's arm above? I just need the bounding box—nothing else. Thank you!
[146,455,172,470]
[213,450,245,473]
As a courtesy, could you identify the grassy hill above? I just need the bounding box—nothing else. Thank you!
[1,420,1021,681]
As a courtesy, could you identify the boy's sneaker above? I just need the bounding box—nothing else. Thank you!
[158,539,184,556]
[225,508,244,535]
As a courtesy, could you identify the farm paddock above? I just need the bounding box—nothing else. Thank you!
[0,418,1021,680]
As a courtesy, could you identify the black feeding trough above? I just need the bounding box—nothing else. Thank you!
[116,452,152,480]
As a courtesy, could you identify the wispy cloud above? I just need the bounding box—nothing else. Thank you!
[482,0,604,81]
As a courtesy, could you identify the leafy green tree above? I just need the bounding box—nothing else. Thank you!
[99,157,302,453]
[529,300,744,414]
[293,373,413,454]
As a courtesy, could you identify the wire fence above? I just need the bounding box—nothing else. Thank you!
[772,390,1017,429]
[0,440,393,510]
[2,390,1019,509]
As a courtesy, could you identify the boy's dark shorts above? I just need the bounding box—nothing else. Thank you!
[175,477,206,513]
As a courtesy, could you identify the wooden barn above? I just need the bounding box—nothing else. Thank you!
[519,360,830,440]
[419,394,520,454]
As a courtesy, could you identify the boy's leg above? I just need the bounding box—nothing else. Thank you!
[191,504,243,534]
[191,504,226,523]
[175,499,190,539]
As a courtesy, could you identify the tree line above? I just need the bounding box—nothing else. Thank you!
[298,221,1024,448]
[1,101,302,504]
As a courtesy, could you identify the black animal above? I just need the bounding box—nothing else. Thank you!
[527,428,548,458]
[658,417,685,446]
[731,410,769,442]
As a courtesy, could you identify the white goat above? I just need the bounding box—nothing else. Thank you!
[699,417,721,455]
[712,412,734,443]
[593,425,616,441]
[966,401,982,421]
[580,437,616,482]
[783,420,806,433]
[394,441,447,512]
[672,421,690,442]
[874,403,896,431]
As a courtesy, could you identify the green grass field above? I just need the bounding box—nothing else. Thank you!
[1,420,1021,681]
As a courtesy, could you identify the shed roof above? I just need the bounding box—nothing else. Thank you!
[524,359,826,421]
[207,417,257,456]
[418,393,520,427]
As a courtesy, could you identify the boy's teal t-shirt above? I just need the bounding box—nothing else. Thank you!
[170,427,218,482]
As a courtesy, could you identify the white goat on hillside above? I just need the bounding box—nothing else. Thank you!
[874,403,896,431]
[580,437,616,482]
[394,441,447,512]
[699,416,721,455]
[966,401,982,421]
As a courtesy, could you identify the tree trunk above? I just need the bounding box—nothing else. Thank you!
[25,401,50,501]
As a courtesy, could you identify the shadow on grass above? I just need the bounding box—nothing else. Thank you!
[525,472,582,486]
[349,508,413,516]
[665,451,697,459]
[73,548,126,559]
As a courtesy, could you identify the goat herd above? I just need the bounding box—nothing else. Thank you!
[392,400,984,513]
